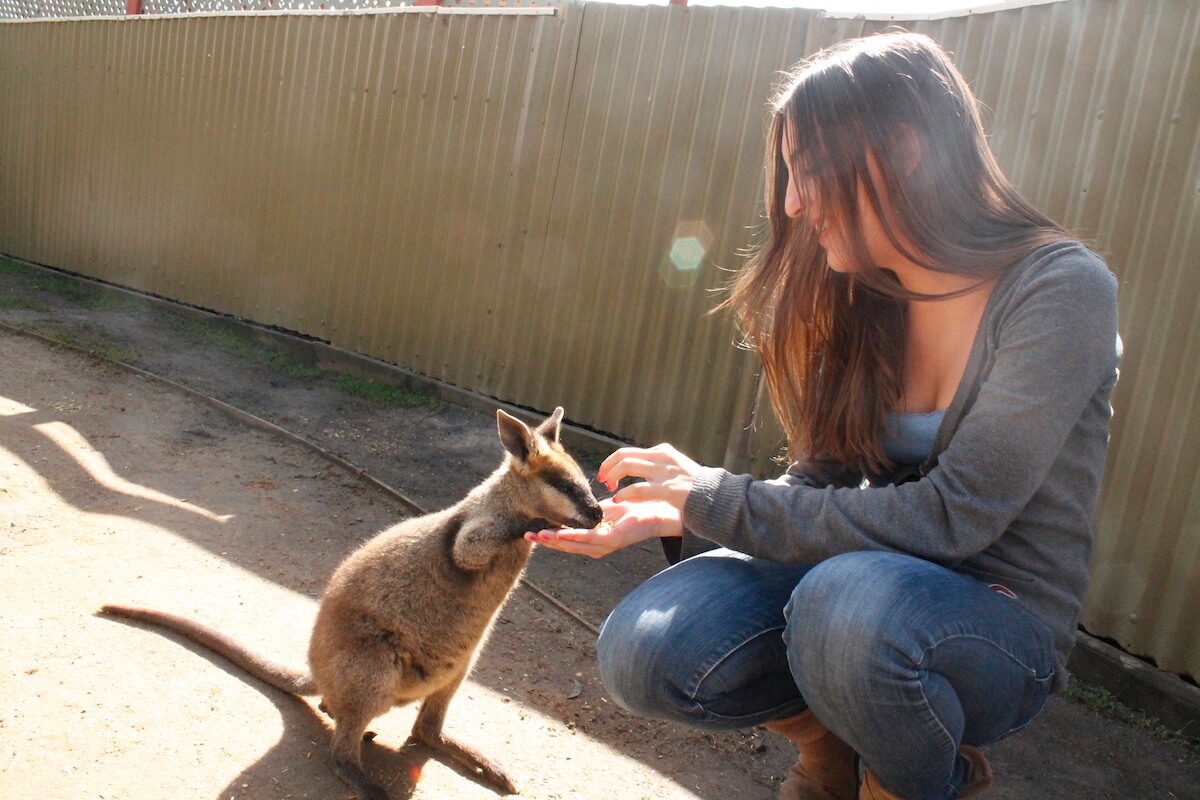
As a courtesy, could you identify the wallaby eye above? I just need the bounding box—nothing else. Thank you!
[544,471,590,507]
[545,473,576,499]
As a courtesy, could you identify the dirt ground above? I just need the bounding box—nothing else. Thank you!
[1,259,1198,800]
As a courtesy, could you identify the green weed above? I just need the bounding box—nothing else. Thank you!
[6,268,443,413]
[60,330,139,365]
[334,374,443,410]
[163,313,316,376]
[30,273,96,303]
[0,295,48,311]
[17,320,140,365]
[1064,680,1199,754]
[0,257,108,305]
[0,257,31,275]
[165,312,439,408]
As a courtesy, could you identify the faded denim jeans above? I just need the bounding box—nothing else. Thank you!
[596,549,1057,800]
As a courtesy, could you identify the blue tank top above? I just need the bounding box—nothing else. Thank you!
[882,410,946,465]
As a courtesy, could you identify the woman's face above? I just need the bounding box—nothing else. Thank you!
[781,126,846,269]
[781,123,903,274]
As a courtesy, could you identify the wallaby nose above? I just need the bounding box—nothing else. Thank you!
[580,502,603,529]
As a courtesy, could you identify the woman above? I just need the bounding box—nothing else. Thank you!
[530,31,1120,800]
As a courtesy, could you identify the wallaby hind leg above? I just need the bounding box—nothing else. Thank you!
[329,705,392,800]
[321,661,400,800]
[410,673,517,795]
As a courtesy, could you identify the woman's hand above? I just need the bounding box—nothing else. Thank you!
[526,498,682,559]
[598,443,703,514]
[527,442,701,559]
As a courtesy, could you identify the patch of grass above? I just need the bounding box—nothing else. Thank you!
[0,257,32,276]
[2,263,446,415]
[164,312,253,352]
[0,295,48,312]
[30,272,98,303]
[164,311,441,408]
[270,352,325,380]
[1,258,48,310]
[334,374,443,410]
[54,327,140,365]
[91,342,142,365]
[163,313,319,377]
[88,292,147,314]
[1064,680,1199,754]
[16,320,141,365]
[0,257,109,305]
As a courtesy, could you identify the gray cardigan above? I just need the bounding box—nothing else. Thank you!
[680,241,1121,690]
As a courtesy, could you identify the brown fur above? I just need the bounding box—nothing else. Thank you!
[101,407,601,799]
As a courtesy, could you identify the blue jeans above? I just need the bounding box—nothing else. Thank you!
[597,549,1057,800]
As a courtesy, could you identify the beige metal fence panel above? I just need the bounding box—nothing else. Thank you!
[0,8,584,379]
[505,4,796,465]
[519,5,879,467]
[1020,0,1200,679]
[363,7,584,391]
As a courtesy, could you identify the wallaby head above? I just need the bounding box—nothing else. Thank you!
[496,406,602,531]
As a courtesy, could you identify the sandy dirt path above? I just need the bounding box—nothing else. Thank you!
[0,332,776,800]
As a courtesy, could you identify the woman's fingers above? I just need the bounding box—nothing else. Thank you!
[599,456,659,489]
[598,447,658,487]
[526,525,627,559]
[614,480,693,514]
[528,533,615,559]
[598,444,696,489]
[611,480,671,504]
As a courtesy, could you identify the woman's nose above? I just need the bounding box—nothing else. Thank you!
[784,175,804,219]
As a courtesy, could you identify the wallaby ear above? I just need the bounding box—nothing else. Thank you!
[497,409,536,462]
[536,406,565,443]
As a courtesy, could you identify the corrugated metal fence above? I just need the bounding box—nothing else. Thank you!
[1,0,1197,681]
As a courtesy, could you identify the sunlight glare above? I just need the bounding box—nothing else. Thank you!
[33,421,234,523]
[0,394,36,416]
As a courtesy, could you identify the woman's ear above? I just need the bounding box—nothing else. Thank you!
[891,124,925,177]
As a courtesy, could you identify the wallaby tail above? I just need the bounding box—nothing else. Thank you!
[99,604,317,696]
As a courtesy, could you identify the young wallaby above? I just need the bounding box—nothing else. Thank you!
[101,406,602,800]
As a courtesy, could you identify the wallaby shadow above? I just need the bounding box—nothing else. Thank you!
[96,610,525,800]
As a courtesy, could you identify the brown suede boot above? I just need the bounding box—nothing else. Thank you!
[763,710,859,800]
[858,745,994,799]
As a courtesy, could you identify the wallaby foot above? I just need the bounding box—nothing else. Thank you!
[330,706,394,800]
[411,681,517,795]
[409,730,517,795]
[332,754,391,800]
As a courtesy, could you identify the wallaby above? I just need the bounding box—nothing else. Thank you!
[101,406,602,800]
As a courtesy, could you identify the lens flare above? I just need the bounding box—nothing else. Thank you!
[669,236,706,272]
[659,221,714,289]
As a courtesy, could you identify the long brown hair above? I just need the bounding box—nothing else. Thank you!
[723,31,1072,472]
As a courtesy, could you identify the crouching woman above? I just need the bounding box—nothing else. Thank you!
[532,31,1121,800]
